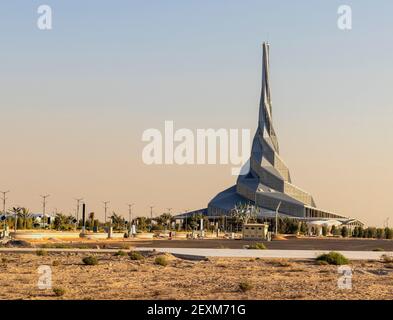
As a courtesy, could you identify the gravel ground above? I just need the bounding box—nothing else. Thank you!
[0,251,392,300]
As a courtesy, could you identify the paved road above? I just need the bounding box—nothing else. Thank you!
[127,238,393,251]
[0,246,391,260]
[137,247,391,260]
[21,238,393,251]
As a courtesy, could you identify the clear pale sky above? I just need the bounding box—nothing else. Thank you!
[1,1,392,226]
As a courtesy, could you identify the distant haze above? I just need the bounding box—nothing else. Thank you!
[1,1,392,226]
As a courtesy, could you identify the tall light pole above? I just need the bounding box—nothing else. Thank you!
[127,203,134,233]
[103,201,110,225]
[184,209,189,232]
[275,201,282,236]
[75,198,83,225]
[40,194,50,229]
[166,208,172,230]
[0,190,10,234]
[149,206,154,231]
[150,206,154,219]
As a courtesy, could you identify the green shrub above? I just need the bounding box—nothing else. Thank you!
[332,227,341,236]
[36,249,47,256]
[341,226,348,238]
[151,224,165,231]
[376,228,385,239]
[239,281,253,292]
[154,255,168,266]
[316,252,349,265]
[248,243,267,250]
[381,254,393,263]
[53,287,66,297]
[41,243,72,249]
[114,250,127,256]
[82,256,98,265]
[316,260,329,265]
[129,251,144,260]
[384,227,393,239]
[52,260,61,266]
[365,227,377,238]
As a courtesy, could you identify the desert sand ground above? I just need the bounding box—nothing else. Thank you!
[0,250,392,300]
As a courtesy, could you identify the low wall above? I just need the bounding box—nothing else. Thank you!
[134,233,154,239]
[11,231,80,240]
[10,231,125,240]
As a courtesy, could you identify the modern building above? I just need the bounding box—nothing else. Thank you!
[197,43,363,228]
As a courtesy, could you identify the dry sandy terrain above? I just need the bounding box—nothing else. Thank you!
[0,250,392,300]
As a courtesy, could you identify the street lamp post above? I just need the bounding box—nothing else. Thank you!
[40,194,50,229]
[75,198,83,227]
[184,209,189,232]
[127,203,134,235]
[149,206,154,231]
[275,201,282,235]
[103,201,110,225]
[0,190,10,235]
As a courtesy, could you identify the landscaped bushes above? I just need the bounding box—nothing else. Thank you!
[341,226,349,238]
[316,252,349,265]
[352,226,393,239]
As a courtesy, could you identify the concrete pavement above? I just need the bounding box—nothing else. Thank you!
[137,247,391,260]
[0,246,391,260]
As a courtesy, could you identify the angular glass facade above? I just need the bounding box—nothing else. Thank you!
[207,43,363,226]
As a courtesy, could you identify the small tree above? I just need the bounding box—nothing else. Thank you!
[232,203,258,227]
[156,213,172,230]
[189,213,203,230]
[376,228,385,239]
[10,207,21,231]
[385,227,393,240]
[54,213,68,230]
[358,226,364,238]
[136,216,148,231]
[322,225,328,237]
[111,212,126,231]
[333,226,341,236]
[341,226,349,238]
[18,207,32,229]
[300,222,307,234]
[365,227,376,238]
[89,212,95,230]
[286,220,299,234]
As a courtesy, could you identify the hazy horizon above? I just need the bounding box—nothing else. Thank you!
[1,1,393,226]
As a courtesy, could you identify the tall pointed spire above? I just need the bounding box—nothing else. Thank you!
[258,42,279,153]
[207,42,363,229]
[262,42,271,115]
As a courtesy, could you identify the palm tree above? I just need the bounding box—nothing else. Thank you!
[157,213,172,229]
[18,207,32,229]
[89,212,95,230]
[9,207,21,231]
[110,212,125,231]
[66,214,76,225]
